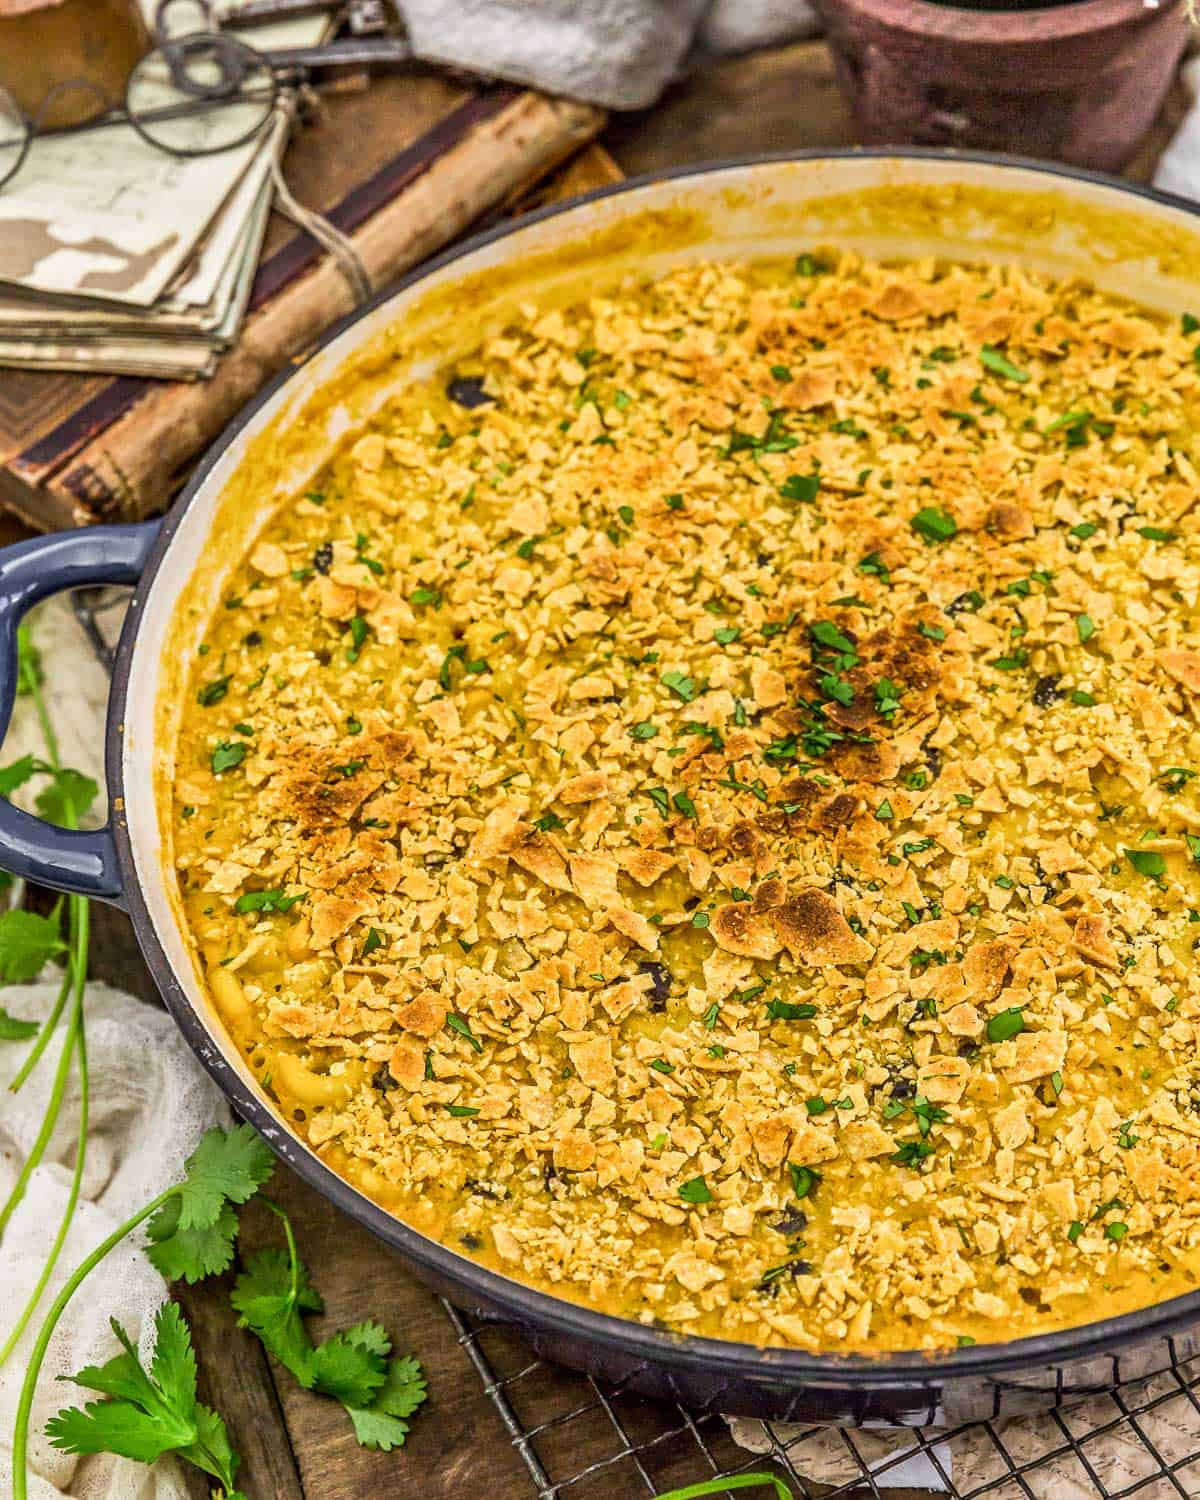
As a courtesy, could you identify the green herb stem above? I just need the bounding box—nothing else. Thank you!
[655,1475,793,1500]
[9,638,72,1096]
[0,953,84,1244]
[22,639,61,772]
[11,1188,175,1500]
[8,961,71,1094]
[0,994,86,1372]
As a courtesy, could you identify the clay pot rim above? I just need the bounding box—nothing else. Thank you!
[837,0,1184,40]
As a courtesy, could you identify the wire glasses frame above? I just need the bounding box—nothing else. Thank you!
[0,31,280,193]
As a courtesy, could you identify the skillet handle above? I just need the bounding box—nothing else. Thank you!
[0,521,162,906]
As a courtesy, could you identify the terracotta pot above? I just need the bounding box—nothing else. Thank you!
[0,0,150,128]
[811,0,1190,172]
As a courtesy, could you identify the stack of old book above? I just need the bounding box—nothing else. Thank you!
[0,5,330,381]
[0,60,606,531]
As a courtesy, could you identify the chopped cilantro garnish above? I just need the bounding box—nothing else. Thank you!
[197,675,232,707]
[678,1176,713,1204]
[662,671,699,702]
[766,999,818,1021]
[780,472,820,503]
[233,889,304,916]
[672,790,698,819]
[644,787,671,818]
[345,615,369,663]
[446,1013,483,1053]
[789,1164,820,1199]
[980,345,1030,383]
[1124,848,1165,878]
[986,1007,1025,1043]
[911,507,957,544]
[809,619,855,654]
[211,741,246,775]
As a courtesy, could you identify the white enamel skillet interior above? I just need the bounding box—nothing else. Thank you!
[5,151,1200,1416]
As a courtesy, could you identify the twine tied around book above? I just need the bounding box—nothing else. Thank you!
[270,152,373,306]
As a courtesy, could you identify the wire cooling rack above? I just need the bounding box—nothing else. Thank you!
[439,1300,1200,1500]
[68,587,1200,1500]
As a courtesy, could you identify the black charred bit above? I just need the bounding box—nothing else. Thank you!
[638,960,672,1010]
[447,375,494,409]
[1033,674,1063,707]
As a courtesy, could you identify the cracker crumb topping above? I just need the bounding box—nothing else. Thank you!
[172,250,1200,1352]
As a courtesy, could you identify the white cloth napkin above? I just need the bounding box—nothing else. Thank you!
[399,0,820,109]
[0,597,231,1500]
[1153,55,1200,201]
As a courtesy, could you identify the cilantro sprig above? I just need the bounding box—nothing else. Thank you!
[231,1200,427,1450]
[14,1124,428,1497]
[46,1306,244,1498]
[13,1125,275,1500]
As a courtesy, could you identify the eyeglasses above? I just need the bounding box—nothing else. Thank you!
[0,0,409,192]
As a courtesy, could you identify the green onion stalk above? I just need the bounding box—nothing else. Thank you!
[0,629,91,1374]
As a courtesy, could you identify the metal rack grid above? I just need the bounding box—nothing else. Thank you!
[71,586,1200,1500]
[442,1301,1200,1499]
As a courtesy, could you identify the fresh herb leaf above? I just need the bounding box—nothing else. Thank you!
[766,999,818,1021]
[446,1013,483,1053]
[789,1165,820,1200]
[985,1007,1025,1043]
[233,889,304,916]
[231,1242,324,1376]
[809,620,855,655]
[344,1353,428,1451]
[1124,848,1166,878]
[662,671,699,702]
[890,1139,935,1168]
[345,615,369,663]
[196,676,232,707]
[0,1006,39,1041]
[210,741,246,775]
[47,1306,241,1494]
[0,753,37,797]
[678,1176,713,1205]
[780,473,820,503]
[0,909,66,982]
[980,345,1030,383]
[911,507,957,544]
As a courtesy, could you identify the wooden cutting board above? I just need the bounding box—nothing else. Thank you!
[0,70,602,531]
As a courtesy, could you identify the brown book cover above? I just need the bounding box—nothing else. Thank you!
[0,72,604,531]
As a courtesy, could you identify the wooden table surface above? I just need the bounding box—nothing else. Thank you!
[78,36,1193,1500]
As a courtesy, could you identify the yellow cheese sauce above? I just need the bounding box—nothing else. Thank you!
[170,251,1200,1352]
